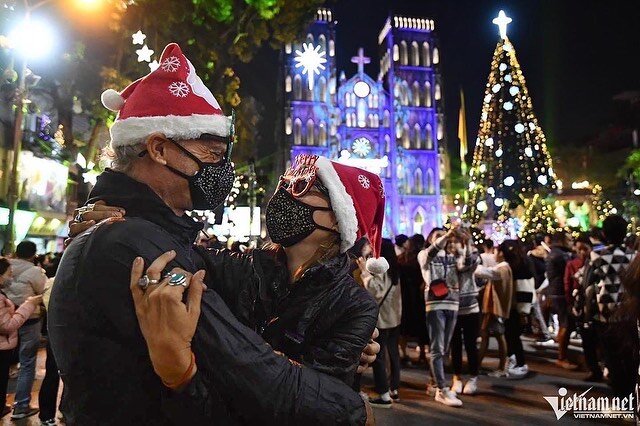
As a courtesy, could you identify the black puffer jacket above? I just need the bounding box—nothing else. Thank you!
[198,247,379,386]
[49,170,371,426]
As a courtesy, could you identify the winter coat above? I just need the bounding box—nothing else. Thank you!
[49,170,369,426]
[528,246,547,289]
[398,251,427,339]
[457,251,480,316]
[5,258,47,319]
[564,257,584,305]
[546,246,572,297]
[364,271,402,329]
[475,262,513,319]
[0,290,36,350]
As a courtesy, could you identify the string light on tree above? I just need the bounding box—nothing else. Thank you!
[464,10,556,223]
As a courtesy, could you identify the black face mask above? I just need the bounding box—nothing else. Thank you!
[164,141,235,211]
[265,187,340,247]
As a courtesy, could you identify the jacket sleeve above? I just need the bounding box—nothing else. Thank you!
[474,264,503,281]
[303,294,378,385]
[187,289,368,426]
[26,267,47,295]
[365,274,388,302]
[0,298,36,334]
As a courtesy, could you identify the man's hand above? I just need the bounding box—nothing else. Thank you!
[130,251,206,387]
[69,201,126,238]
[26,294,43,306]
[357,327,380,373]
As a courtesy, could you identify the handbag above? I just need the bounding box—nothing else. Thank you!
[428,261,449,300]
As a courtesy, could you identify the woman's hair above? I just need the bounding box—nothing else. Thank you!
[425,227,444,247]
[380,238,399,285]
[498,239,532,279]
[0,257,10,276]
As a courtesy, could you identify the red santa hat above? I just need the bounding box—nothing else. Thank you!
[313,156,388,274]
[101,43,230,147]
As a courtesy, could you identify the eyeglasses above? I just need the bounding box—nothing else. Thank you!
[276,155,326,198]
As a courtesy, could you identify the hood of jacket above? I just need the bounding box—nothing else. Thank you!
[88,169,203,246]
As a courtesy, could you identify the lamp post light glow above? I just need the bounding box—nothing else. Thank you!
[8,18,55,59]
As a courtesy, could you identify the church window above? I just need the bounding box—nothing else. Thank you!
[329,39,335,57]
[414,123,421,148]
[319,122,327,145]
[396,122,402,138]
[400,41,408,65]
[367,114,374,127]
[293,75,302,100]
[424,82,432,107]
[427,169,435,194]
[306,119,315,145]
[285,75,292,93]
[426,124,433,149]
[285,117,292,135]
[411,41,420,66]
[437,118,444,140]
[346,114,352,127]
[350,112,356,127]
[383,110,390,127]
[393,44,399,62]
[412,81,421,107]
[402,124,410,149]
[385,134,391,153]
[293,119,302,145]
[415,169,424,194]
[285,43,292,54]
[304,80,313,101]
[306,33,314,44]
[422,42,431,66]
[318,35,327,54]
[433,47,440,64]
[318,76,327,102]
[435,83,441,101]
[373,94,379,108]
[374,114,379,127]
[357,99,367,127]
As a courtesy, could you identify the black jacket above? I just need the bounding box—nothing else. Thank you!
[546,246,572,297]
[49,170,369,425]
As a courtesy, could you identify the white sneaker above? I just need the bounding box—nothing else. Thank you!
[507,355,516,370]
[508,364,529,379]
[463,376,478,395]
[451,376,463,394]
[435,387,463,407]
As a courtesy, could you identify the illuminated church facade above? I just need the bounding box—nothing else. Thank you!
[283,8,448,237]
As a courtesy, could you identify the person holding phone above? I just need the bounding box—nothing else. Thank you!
[418,227,466,407]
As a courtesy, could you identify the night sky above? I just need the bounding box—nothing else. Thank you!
[249,0,640,160]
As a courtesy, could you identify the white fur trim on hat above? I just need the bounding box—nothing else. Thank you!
[315,156,358,253]
[109,114,231,147]
[366,257,389,275]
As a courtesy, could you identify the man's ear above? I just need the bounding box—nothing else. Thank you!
[145,133,169,165]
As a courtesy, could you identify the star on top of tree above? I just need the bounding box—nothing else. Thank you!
[132,30,146,45]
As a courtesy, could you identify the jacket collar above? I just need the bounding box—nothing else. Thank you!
[88,169,203,246]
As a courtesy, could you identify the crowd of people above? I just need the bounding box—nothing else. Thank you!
[355,215,639,409]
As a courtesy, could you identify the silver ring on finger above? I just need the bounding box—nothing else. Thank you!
[74,203,96,222]
[138,274,160,290]
[167,272,188,287]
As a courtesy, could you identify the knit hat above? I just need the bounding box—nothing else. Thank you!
[101,43,230,147]
[311,156,388,274]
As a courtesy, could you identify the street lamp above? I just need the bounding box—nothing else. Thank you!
[2,0,55,254]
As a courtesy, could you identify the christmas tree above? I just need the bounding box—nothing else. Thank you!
[465,11,556,223]
[518,194,558,242]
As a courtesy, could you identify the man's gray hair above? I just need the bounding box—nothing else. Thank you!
[101,142,146,172]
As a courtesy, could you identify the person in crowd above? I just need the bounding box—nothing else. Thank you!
[503,240,534,379]
[50,43,378,425]
[394,234,408,257]
[450,231,481,396]
[4,241,47,419]
[39,274,60,426]
[527,235,552,343]
[480,239,496,267]
[546,232,578,370]
[589,227,606,250]
[418,227,464,407]
[576,215,636,393]
[0,257,42,419]
[476,241,514,378]
[363,238,402,407]
[399,234,429,365]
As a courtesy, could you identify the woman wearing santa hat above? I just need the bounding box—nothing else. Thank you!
[75,154,386,424]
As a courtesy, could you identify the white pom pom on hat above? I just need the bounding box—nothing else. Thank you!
[101,89,125,112]
[366,257,389,275]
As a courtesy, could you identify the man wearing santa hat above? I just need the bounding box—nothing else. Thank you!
[49,43,376,425]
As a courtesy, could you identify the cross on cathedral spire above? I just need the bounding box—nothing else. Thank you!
[351,48,370,74]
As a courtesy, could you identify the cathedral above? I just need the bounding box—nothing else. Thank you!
[283,8,448,237]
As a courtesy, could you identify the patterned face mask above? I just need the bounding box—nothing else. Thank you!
[164,140,235,210]
[265,187,339,247]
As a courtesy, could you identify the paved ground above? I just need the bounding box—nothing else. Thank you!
[0,335,631,425]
